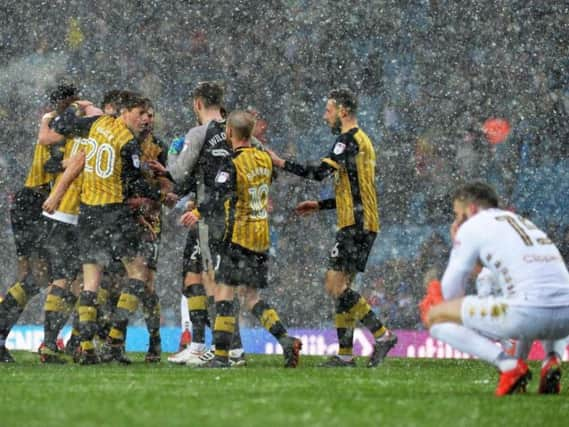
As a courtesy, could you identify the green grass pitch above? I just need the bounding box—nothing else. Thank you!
[1,352,568,427]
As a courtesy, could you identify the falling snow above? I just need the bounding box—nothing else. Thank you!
[0,1,568,330]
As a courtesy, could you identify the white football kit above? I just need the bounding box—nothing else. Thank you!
[442,208,569,344]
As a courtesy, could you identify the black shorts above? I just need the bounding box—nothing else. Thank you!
[10,186,51,258]
[216,243,269,289]
[328,227,377,273]
[182,224,222,276]
[44,219,81,281]
[78,203,141,266]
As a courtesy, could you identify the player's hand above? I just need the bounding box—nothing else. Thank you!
[180,210,200,228]
[75,100,94,110]
[185,200,196,211]
[42,195,60,214]
[295,200,319,216]
[148,160,168,176]
[266,148,285,168]
[168,137,185,155]
[127,196,153,213]
[138,215,158,241]
[450,214,467,241]
[163,192,179,209]
[419,279,443,327]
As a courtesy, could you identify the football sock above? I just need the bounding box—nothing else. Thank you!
[96,287,118,341]
[213,300,235,360]
[542,339,567,360]
[207,295,216,328]
[334,292,357,357]
[251,300,288,342]
[108,279,144,344]
[183,284,208,344]
[337,288,386,338]
[0,275,40,337]
[142,291,161,342]
[66,301,81,350]
[78,290,98,352]
[230,297,243,350]
[43,286,76,351]
[430,322,505,368]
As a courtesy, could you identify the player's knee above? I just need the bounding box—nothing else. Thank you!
[183,272,201,287]
[429,322,455,341]
[243,291,259,311]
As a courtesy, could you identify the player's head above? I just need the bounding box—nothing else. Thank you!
[140,99,155,137]
[452,181,500,224]
[227,110,256,147]
[192,81,224,124]
[101,89,124,116]
[247,106,268,144]
[325,88,358,135]
[49,82,79,114]
[118,91,151,138]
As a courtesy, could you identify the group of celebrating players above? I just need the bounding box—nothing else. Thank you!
[0,80,397,370]
[2,78,569,397]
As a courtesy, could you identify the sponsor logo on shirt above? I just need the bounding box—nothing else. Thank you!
[333,142,346,155]
[216,171,229,183]
[523,254,561,263]
[132,154,140,168]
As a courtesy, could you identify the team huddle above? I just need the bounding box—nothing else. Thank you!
[1,80,568,395]
[0,82,396,370]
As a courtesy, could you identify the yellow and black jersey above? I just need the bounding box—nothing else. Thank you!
[57,137,84,216]
[141,133,168,183]
[50,108,161,207]
[199,146,273,253]
[139,133,168,236]
[283,127,379,233]
[48,137,84,218]
[24,143,53,189]
[81,116,137,205]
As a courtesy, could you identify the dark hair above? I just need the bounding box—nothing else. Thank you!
[117,91,151,111]
[328,88,358,114]
[49,83,79,112]
[192,81,224,107]
[101,89,124,109]
[227,110,256,140]
[452,182,500,208]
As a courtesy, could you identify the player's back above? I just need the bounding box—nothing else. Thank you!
[465,208,569,305]
[24,143,54,189]
[227,147,272,253]
[45,136,84,223]
[198,119,231,190]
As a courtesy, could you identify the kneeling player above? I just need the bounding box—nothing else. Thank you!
[425,182,569,396]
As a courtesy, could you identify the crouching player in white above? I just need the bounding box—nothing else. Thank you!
[425,182,569,396]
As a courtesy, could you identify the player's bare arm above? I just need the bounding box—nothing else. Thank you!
[37,112,65,145]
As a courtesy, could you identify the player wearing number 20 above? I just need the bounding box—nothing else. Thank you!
[46,92,162,363]
[427,182,569,396]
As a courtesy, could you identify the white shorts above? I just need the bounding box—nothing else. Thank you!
[461,295,569,342]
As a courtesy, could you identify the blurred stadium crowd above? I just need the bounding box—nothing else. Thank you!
[0,1,567,330]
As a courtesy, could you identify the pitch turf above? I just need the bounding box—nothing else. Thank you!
[1,352,568,427]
